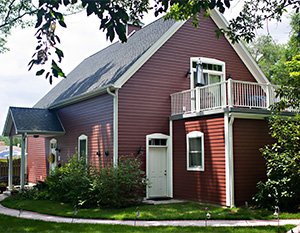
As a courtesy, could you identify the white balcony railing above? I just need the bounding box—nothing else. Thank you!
[170,79,282,116]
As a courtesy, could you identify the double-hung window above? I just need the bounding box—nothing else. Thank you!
[187,131,204,171]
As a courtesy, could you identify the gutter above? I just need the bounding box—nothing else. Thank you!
[49,85,116,110]
[107,87,119,167]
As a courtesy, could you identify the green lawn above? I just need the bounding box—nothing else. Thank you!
[0,214,294,233]
[1,197,299,220]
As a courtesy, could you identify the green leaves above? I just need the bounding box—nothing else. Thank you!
[36,69,45,76]
[254,115,300,211]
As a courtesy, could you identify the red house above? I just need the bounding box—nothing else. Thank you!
[3,10,282,207]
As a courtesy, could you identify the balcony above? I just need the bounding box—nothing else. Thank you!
[170,79,282,116]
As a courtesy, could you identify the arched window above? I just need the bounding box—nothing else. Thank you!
[186,131,204,171]
[78,134,88,163]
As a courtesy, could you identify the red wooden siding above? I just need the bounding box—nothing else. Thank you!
[233,119,273,205]
[27,94,113,183]
[118,15,257,165]
[173,115,226,205]
[55,94,114,168]
[27,137,48,183]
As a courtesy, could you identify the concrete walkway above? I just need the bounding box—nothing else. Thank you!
[0,194,299,231]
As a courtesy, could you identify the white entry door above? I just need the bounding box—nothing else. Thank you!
[147,141,168,198]
[146,133,171,199]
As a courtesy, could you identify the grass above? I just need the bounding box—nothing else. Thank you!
[0,214,295,233]
[1,197,300,220]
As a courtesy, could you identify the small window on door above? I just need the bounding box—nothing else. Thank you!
[186,131,204,171]
[78,134,88,163]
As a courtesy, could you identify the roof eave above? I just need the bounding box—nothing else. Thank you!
[17,130,65,136]
[210,9,269,84]
[2,108,16,137]
[49,85,117,110]
[114,20,186,88]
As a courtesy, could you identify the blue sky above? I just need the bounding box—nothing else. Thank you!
[0,2,293,133]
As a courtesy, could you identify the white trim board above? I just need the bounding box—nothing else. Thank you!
[210,10,269,84]
[114,21,186,88]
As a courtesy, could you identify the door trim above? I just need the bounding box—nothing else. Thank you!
[146,133,172,199]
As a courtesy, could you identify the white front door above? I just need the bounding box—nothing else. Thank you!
[49,139,57,171]
[148,146,168,197]
[146,133,170,198]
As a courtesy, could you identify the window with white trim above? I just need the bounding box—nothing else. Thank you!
[187,131,204,171]
[78,134,88,163]
[190,57,225,88]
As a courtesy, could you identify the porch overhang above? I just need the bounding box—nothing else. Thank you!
[2,107,65,137]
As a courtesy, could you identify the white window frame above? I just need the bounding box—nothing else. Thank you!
[186,131,205,171]
[190,57,226,89]
[78,134,88,163]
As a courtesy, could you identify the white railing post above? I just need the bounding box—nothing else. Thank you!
[195,87,200,112]
[227,78,233,108]
[221,81,227,107]
[266,83,270,108]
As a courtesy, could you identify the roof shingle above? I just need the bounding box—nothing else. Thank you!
[34,18,176,109]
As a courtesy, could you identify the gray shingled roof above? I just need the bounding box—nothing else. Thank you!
[35,18,176,109]
[2,107,65,136]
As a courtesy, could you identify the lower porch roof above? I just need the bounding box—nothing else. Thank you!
[2,107,65,137]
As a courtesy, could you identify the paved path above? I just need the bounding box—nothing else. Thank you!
[0,194,299,231]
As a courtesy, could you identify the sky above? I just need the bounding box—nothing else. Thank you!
[0,1,293,133]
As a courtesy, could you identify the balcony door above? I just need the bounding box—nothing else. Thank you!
[190,57,225,110]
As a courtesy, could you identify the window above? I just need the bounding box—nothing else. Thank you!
[149,138,167,146]
[78,134,88,163]
[187,131,204,171]
[190,57,225,88]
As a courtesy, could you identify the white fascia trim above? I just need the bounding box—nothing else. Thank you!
[114,20,186,88]
[210,10,269,84]
[230,112,269,120]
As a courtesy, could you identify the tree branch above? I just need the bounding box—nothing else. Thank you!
[0,9,37,29]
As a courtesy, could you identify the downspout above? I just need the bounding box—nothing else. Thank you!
[107,87,119,167]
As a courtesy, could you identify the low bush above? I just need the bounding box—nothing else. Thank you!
[40,155,146,208]
[90,156,147,208]
[45,157,91,206]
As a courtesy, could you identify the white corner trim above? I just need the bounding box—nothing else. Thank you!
[210,10,269,84]
[169,120,173,198]
[114,20,186,88]
[224,112,235,207]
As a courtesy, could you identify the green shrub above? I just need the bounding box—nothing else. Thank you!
[45,156,92,206]
[43,155,146,208]
[90,156,147,208]
[253,115,300,211]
